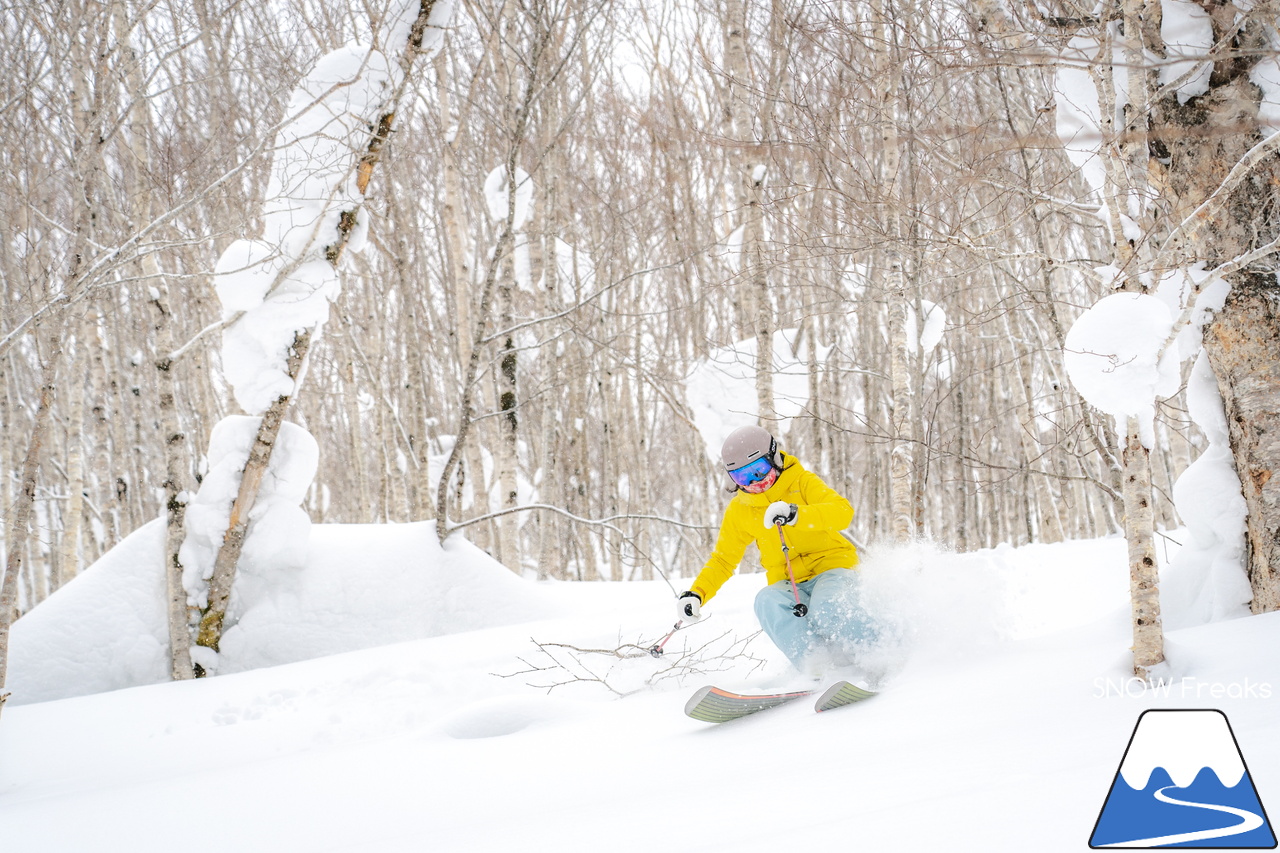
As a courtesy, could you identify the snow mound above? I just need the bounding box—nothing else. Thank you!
[6,521,561,705]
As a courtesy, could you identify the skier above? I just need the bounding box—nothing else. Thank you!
[674,425,878,677]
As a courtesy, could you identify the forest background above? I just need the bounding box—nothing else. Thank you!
[4,0,1280,668]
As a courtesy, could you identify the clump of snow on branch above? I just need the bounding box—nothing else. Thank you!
[1052,36,1111,196]
[1063,293,1180,448]
[906,299,947,359]
[183,0,457,667]
[1151,264,1221,355]
[215,44,395,415]
[484,166,534,229]
[684,329,826,461]
[213,1,453,416]
[215,241,340,413]
[1163,353,1251,628]
[1251,54,1280,128]
[382,0,455,57]
[180,417,319,672]
[264,46,392,258]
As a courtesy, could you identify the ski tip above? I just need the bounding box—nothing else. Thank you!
[814,680,878,713]
[684,686,715,718]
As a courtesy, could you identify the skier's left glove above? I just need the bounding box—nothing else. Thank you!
[764,501,798,528]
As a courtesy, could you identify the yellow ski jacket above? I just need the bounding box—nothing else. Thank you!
[690,453,858,604]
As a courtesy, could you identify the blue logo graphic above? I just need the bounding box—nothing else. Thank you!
[1091,709,1276,848]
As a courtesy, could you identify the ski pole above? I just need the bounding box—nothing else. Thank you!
[776,521,808,617]
[648,621,683,658]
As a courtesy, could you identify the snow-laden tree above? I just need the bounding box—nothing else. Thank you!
[1149,3,1280,614]
[180,0,456,676]
[1045,0,1280,675]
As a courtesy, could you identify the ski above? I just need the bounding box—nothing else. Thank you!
[684,680,878,723]
[684,686,814,723]
[814,680,877,712]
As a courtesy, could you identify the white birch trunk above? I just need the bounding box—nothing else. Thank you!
[722,0,774,424]
[876,0,913,544]
[58,334,86,588]
[1122,419,1166,676]
[1095,0,1166,676]
[0,355,59,716]
[114,0,195,680]
[536,148,562,581]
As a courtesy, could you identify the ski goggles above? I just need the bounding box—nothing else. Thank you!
[727,456,776,489]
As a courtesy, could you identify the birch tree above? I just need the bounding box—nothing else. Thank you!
[720,0,776,425]
[875,0,915,544]
[1052,2,1172,678]
[0,350,60,716]
[188,0,457,670]
[1150,2,1280,614]
[1047,0,1280,673]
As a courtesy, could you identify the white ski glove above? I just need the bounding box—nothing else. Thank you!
[676,591,703,623]
[764,501,798,528]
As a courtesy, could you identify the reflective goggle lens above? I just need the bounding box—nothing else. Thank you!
[728,457,774,488]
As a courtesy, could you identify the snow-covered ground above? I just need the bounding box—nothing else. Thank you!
[3,526,1279,852]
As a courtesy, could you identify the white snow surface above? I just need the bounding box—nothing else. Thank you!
[5,527,1280,853]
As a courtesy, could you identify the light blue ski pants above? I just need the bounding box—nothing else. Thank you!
[753,568,877,672]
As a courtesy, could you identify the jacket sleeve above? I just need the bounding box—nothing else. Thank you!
[690,503,754,604]
[793,470,854,532]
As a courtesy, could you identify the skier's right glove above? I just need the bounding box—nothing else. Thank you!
[676,591,703,623]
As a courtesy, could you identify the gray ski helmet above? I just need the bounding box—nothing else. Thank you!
[720,425,779,471]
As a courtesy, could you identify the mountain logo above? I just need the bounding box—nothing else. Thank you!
[1090,709,1276,848]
